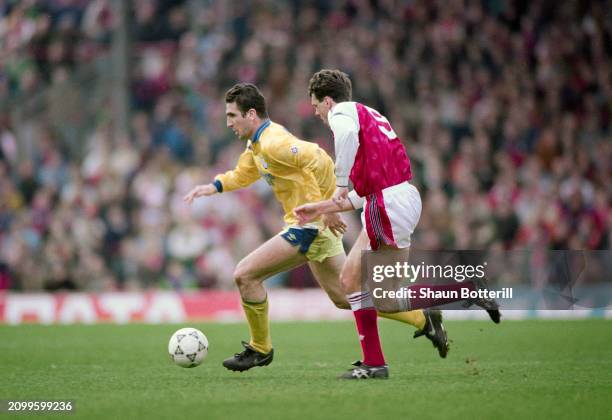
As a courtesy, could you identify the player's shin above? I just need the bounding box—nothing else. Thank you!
[241,296,273,354]
[347,291,386,367]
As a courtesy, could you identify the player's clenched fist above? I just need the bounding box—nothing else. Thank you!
[183,184,218,204]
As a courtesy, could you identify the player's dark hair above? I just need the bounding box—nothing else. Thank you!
[308,69,352,102]
[225,83,268,118]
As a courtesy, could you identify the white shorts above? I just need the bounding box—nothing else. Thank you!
[360,182,422,250]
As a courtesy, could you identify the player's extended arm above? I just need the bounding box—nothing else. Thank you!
[294,197,354,226]
[184,183,218,204]
[213,147,259,193]
[184,148,259,204]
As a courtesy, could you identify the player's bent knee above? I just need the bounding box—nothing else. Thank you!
[233,262,257,288]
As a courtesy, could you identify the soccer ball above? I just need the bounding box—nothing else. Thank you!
[168,327,208,368]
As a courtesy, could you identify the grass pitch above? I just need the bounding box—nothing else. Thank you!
[1,319,611,420]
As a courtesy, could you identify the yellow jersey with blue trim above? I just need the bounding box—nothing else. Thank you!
[214,121,336,226]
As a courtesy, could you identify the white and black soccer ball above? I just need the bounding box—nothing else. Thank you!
[168,327,208,368]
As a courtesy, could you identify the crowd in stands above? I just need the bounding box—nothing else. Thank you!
[0,0,610,291]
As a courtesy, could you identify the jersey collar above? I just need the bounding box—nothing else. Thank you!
[252,119,271,143]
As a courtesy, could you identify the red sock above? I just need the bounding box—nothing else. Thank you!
[408,281,476,309]
[353,308,386,367]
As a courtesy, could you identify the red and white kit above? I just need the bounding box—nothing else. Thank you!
[329,102,421,250]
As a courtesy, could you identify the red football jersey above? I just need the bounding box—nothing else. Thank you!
[329,102,412,197]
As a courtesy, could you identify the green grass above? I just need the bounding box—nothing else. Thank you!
[1,320,611,420]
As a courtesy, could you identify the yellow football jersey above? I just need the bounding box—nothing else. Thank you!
[214,121,336,226]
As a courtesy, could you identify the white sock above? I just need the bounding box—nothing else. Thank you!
[347,291,374,311]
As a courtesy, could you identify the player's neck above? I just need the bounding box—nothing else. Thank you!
[251,118,272,142]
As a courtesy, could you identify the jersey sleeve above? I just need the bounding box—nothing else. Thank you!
[214,147,260,192]
[329,112,359,187]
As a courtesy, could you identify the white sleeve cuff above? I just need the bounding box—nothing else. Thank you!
[348,189,365,209]
[335,175,349,187]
